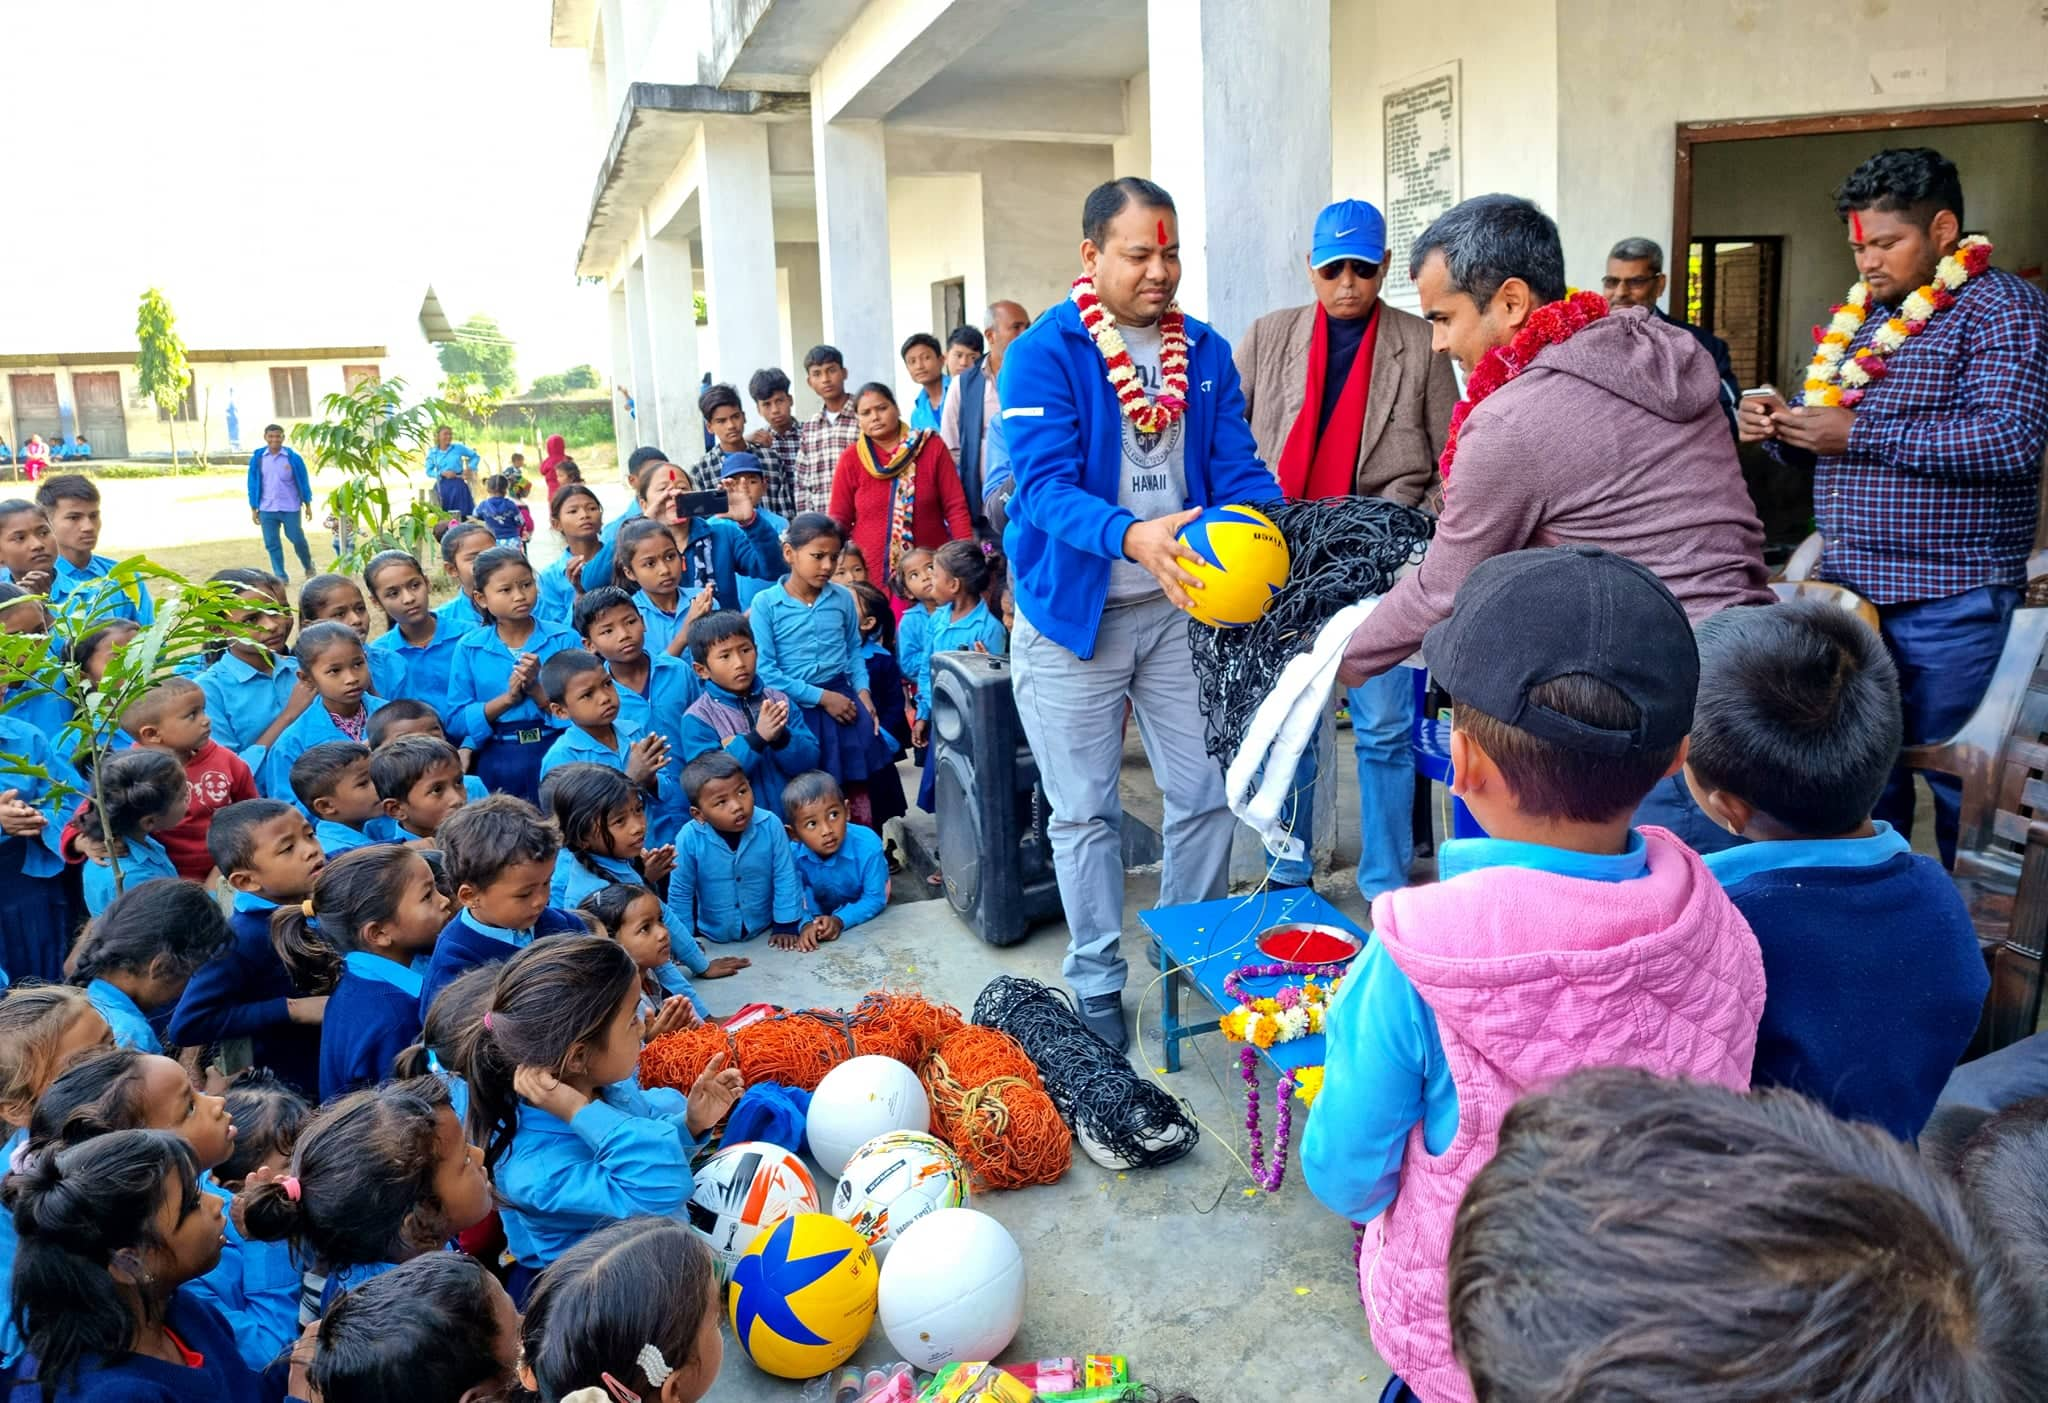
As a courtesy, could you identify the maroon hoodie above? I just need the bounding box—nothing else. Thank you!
[1338,305,1771,684]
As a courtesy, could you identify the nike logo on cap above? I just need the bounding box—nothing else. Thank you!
[1333,227,1356,237]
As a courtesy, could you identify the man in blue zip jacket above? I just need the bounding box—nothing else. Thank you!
[1000,176,1278,1050]
[247,424,317,582]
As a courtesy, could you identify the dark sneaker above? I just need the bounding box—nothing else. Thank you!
[1079,993,1129,1052]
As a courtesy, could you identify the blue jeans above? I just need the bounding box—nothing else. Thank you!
[1877,584,2019,868]
[257,509,315,580]
[1271,668,1416,901]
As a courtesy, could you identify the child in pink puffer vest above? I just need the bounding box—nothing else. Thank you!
[1302,547,1766,1403]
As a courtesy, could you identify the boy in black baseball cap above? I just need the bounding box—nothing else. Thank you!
[1301,546,1766,1403]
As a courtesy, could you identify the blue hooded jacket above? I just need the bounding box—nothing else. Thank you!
[996,298,1275,658]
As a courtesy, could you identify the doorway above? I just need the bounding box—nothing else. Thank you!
[72,372,128,458]
[8,374,60,459]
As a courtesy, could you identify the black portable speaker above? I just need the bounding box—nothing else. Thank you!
[930,650,1061,946]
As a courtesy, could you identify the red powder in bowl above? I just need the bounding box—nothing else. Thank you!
[1257,927,1360,964]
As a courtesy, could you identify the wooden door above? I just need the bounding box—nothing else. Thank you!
[71,372,127,458]
[8,374,60,451]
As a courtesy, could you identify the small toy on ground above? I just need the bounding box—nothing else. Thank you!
[686,1139,820,1283]
[808,1054,934,1178]
[831,1129,971,1258]
[878,1208,1026,1371]
[728,1212,879,1378]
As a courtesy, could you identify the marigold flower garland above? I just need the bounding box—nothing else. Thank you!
[1802,236,1992,407]
[1070,275,1189,433]
[1438,290,1609,483]
[1220,962,1345,1191]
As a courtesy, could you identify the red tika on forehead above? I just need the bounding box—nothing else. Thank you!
[1157,218,1169,247]
[1849,210,1865,243]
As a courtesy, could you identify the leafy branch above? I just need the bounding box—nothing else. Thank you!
[291,376,452,576]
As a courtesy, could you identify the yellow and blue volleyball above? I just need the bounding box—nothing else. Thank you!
[727,1212,878,1378]
[1177,505,1291,628]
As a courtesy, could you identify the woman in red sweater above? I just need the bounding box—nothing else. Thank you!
[828,382,972,607]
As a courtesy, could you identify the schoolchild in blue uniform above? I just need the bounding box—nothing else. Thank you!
[0,709,83,983]
[391,964,498,1122]
[7,1129,266,1403]
[38,474,156,629]
[536,484,605,628]
[300,573,408,703]
[208,1071,310,1370]
[290,740,383,855]
[913,539,1010,811]
[720,451,788,607]
[542,764,751,1014]
[277,846,452,1102]
[367,732,474,845]
[239,1075,495,1319]
[575,585,701,735]
[616,515,710,658]
[0,585,72,735]
[365,550,469,715]
[782,771,890,947]
[195,567,305,776]
[364,702,491,807]
[462,936,743,1305]
[575,881,725,1022]
[669,751,803,949]
[749,512,904,831]
[71,878,229,1053]
[539,648,685,835]
[447,546,579,807]
[167,800,329,1099]
[676,610,819,820]
[418,795,585,1016]
[437,522,493,639]
[849,578,915,755]
[581,446,668,591]
[259,622,387,802]
[77,749,188,918]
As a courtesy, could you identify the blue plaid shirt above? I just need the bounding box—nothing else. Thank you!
[1780,268,2048,605]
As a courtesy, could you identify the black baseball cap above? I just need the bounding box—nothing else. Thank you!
[1422,546,1697,756]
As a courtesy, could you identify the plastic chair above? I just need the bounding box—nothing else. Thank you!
[1410,666,1486,840]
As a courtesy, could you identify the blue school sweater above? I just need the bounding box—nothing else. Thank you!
[550,849,710,998]
[86,978,160,1052]
[494,1075,706,1269]
[916,600,1008,719]
[195,651,300,774]
[610,652,701,736]
[259,699,386,802]
[191,1176,300,1372]
[418,905,587,1018]
[1705,823,1988,1141]
[8,1284,265,1403]
[675,682,820,819]
[669,813,801,944]
[320,953,428,1102]
[793,823,890,931]
[82,838,179,917]
[540,717,686,836]
[168,896,321,1098]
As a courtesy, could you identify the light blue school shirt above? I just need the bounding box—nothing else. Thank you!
[748,581,868,705]
[259,697,385,802]
[82,836,179,916]
[425,442,480,480]
[793,822,889,931]
[631,586,708,659]
[908,384,944,433]
[88,977,161,1051]
[735,508,789,611]
[0,1128,21,1365]
[549,851,709,1013]
[370,618,467,713]
[197,650,301,772]
[610,652,701,736]
[193,1174,301,1370]
[315,818,376,855]
[4,679,73,736]
[583,501,644,592]
[1702,821,1912,885]
[541,717,686,836]
[1301,831,1650,1224]
[0,713,80,880]
[916,600,1008,719]
[448,619,580,748]
[49,552,155,627]
[435,591,486,639]
[668,813,802,944]
[494,1075,705,1268]
[896,603,937,699]
[363,644,407,702]
[535,554,578,628]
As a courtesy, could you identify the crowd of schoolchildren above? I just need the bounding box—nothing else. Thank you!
[0,352,1012,1401]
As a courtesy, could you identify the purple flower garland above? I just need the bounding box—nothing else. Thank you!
[1226,960,1348,1192]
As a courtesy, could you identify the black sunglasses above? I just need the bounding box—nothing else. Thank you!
[1317,258,1382,281]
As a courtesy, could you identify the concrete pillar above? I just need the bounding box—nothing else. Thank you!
[623,258,660,468]
[643,214,702,460]
[697,122,782,404]
[778,242,825,416]
[1145,0,1330,341]
[607,284,637,462]
[809,90,895,386]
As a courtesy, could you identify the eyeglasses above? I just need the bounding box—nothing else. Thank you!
[1317,259,1382,281]
[1600,274,1659,292]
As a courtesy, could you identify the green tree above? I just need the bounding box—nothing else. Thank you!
[0,566,256,894]
[694,292,708,326]
[435,313,518,393]
[440,372,507,468]
[526,364,600,398]
[134,288,193,469]
[292,377,451,573]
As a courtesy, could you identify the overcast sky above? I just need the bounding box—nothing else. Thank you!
[0,0,607,380]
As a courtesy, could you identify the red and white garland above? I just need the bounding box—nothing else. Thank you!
[1438,290,1609,482]
[1070,275,1189,433]
[1802,236,1992,407]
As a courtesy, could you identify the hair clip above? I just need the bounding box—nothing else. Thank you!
[636,1344,674,1387]
[280,1175,301,1202]
[301,898,316,917]
[597,1374,642,1403]
[482,1011,495,1032]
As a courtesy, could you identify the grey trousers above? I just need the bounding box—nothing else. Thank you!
[1011,592,1234,999]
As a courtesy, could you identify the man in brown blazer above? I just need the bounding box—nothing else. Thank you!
[1234,198,1457,899]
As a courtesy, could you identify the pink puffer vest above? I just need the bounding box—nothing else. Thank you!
[1359,828,1765,1402]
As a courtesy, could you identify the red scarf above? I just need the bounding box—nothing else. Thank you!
[1439,291,1609,484]
[1276,305,1379,500]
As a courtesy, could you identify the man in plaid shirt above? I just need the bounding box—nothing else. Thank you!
[685,381,795,515]
[747,366,806,487]
[1744,148,2048,865]
[793,344,861,514]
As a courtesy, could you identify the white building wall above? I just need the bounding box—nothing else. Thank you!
[886,173,986,398]
[776,241,826,415]
[1112,70,1151,178]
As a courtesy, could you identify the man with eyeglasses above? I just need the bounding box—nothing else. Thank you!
[1604,237,1740,435]
[1236,198,1457,901]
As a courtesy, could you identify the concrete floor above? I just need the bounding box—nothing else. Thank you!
[703,860,1390,1401]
